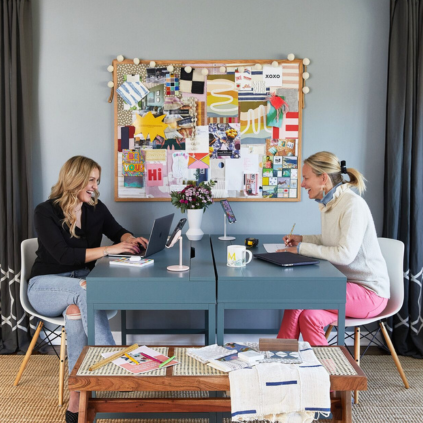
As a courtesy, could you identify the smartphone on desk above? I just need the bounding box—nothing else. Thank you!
[220,199,236,224]
[166,218,187,247]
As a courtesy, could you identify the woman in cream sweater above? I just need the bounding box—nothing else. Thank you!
[277,151,390,345]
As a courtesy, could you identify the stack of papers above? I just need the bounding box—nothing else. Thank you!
[186,344,234,364]
[101,345,177,375]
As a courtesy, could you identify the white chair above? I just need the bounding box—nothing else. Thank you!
[14,238,117,406]
[325,237,410,403]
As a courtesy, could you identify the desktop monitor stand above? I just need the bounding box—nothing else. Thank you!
[218,214,235,241]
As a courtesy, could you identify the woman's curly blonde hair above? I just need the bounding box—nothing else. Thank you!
[49,156,101,237]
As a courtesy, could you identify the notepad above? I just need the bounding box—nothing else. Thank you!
[109,258,154,268]
[263,244,288,253]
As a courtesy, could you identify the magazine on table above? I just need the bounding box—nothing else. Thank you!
[101,345,178,375]
[186,344,234,364]
[207,343,258,372]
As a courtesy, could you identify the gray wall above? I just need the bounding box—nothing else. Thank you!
[32,0,390,339]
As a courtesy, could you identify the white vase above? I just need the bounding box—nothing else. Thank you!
[186,209,204,241]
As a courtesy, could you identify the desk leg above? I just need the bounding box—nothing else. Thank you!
[121,310,127,345]
[208,304,216,345]
[217,304,225,346]
[87,303,95,346]
[340,390,352,423]
[337,303,346,346]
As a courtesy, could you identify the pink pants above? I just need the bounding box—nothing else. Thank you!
[277,282,388,346]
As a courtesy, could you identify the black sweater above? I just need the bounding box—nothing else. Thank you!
[30,199,130,279]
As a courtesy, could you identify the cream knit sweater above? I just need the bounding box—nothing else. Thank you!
[299,184,390,298]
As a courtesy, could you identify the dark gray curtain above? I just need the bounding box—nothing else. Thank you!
[0,0,33,354]
[383,0,423,358]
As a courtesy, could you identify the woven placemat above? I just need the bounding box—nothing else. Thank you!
[173,348,225,376]
[77,347,169,376]
[314,347,357,376]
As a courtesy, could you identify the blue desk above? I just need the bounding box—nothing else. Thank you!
[86,236,216,345]
[211,235,347,345]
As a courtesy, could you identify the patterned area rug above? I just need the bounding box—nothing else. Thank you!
[1,354,422,422]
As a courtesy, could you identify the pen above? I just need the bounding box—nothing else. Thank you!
[285,223,296,246]
[124,353,139,365]
[140,352,163,363]
[159,355,176,368]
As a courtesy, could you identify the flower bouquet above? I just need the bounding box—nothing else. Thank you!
[170,181,216,241]
[170,181,216,213]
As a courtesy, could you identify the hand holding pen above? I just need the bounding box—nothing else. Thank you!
[283,224,303,247]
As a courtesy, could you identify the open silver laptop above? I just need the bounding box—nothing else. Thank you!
[108,213,174,258]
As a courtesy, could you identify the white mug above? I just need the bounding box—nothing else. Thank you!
[227,245,253,267]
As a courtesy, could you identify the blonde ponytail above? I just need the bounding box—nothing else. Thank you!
[304,151,366,195]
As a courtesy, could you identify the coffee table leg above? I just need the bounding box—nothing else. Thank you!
[340,390,352,423]
[78,391,90,423]
[337,303,346,346]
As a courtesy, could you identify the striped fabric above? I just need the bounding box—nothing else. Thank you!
[208,117,239,124]
[229,341,330,422]
[272,111,299,139]
[281,64,300,89]
[117,81,149,107]
[197,101,206,126]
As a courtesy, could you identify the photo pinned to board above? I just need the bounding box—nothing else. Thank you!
[209,123,241,159]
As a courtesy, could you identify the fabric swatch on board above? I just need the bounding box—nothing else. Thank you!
[239,101,271,144]
[206,74,238,118]
[165,73,179,96]
[180,68,205,94]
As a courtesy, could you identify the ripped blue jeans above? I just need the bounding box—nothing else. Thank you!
[28,268,115,373]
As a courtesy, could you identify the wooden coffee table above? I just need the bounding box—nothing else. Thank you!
[69,345,367,423]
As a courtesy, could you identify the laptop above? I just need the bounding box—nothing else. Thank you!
[253,252,320,267]
[109,213,174,258]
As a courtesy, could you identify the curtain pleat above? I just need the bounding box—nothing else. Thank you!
[383,0,423,357]
[0,0,33,354]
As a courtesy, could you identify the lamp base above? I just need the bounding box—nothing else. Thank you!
[167,265,190,272]
[218,236,236,241]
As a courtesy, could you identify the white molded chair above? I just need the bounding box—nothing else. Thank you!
[14,238,117,406]
[325,237,410,403]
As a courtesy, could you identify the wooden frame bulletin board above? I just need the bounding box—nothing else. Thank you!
[112,59,304,202]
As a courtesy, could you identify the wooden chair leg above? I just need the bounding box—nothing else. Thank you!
[58,326,66,406]
[14,321,44,386]
[325,324,334,340]
[379,321,410,389]
[354,327,360,404]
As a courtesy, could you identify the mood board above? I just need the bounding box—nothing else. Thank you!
[112,59,304,202]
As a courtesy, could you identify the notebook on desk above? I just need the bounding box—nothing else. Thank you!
[253,252,320,267]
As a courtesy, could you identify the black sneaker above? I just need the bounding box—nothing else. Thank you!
[65,410,78,423]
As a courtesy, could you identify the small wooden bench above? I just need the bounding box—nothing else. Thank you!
[69,345,367,423]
